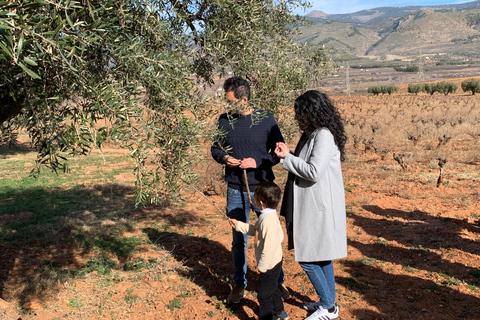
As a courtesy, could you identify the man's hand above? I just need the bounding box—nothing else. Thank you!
[223,155,241,167]
[239,157,256,169]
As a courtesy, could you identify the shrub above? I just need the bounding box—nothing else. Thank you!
[368,85,398,95]
[393,65,420,72]
[368,86,382,95]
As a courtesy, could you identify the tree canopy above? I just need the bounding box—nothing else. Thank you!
[1,0,331,206]
[461,78,480,95]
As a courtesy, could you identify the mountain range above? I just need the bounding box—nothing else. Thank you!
[298,0,480,61]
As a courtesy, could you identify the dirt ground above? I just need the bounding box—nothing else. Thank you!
[1,89,480,320]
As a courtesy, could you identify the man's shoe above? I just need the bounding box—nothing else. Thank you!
[304,303,339,320]
[226,284,245,304]
[273,310,289,320]
[278,283,291,300]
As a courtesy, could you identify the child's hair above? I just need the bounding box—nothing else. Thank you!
[255,181,282,209]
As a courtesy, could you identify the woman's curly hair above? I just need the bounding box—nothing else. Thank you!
[294,90,347,161]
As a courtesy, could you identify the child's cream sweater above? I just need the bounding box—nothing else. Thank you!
[235,208,284,273]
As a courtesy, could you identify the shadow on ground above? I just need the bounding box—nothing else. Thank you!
[0,183,137,307]
[143,227,261,319]
[342,205,480,319]
[0,142,35,159]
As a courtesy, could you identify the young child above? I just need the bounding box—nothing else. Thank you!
[228,181,289,320]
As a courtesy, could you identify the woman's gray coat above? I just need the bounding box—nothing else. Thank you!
[282,128,348,262]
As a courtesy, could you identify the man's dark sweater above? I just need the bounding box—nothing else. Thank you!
[211,110,284,190]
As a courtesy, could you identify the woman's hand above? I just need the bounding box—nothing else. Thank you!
[275,142,290,159]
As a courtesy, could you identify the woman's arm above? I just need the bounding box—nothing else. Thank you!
[283,129,337,182]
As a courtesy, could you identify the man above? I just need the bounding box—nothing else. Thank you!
[211,76,290,303]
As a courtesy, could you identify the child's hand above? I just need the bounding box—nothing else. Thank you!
[228,218,238,228]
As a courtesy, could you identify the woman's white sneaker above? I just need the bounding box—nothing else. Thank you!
[304,303,338,320]
[303,300,322,311]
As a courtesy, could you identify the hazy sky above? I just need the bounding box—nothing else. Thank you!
[296,0,471,15]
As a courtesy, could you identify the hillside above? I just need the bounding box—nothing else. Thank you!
[299,1,480,61]
[296,21,381,56]
[305,0,480,24]
[366,9,480,58]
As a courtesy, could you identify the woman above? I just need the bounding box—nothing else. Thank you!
[275,90,347,320]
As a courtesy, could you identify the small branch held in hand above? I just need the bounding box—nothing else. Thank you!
[184,183,226,218]
[243,169,253,207]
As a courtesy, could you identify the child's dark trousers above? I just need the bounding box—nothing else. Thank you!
[258,260,284,320]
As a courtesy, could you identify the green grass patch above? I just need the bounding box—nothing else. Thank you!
[124,294,138,305]
[0,151,137,254]
[123,258,157,271]
[402,265,415,273]
[167,298,181,310]
[354,257,377,267]
[425,283,440,292]
[79,255,119,276]
[0,147,152,308]
[67,299,83,308]
[469,269,480,278]
[438,272,461,287]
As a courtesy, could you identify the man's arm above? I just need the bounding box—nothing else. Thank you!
[264,115,285,166]
[211,131,228,164]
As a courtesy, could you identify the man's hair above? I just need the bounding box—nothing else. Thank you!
[223,76,251,101]
[255,181,281,209]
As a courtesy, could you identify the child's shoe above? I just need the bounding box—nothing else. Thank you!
[273,310,289,320]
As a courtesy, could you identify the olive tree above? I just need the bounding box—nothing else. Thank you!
[1,0,325,206]
[424,83,436,95]
[408,83,424,95]
[461,78,480,95]
[435,81,457,95]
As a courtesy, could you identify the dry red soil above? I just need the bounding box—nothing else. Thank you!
[1,91,480,320]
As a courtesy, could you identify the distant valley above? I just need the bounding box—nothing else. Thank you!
[298,0,480,63]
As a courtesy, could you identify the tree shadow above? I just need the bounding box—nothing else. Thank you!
[344,205,480,319]
[0,183,138,307]
[337,259,480,319]
[0,179,264,319]
[358,205,480,256]
[0,142,35,158]
[349,237,480,291]
[143,227,260,319]
[350,207,480,286]
[283,286,313,309]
